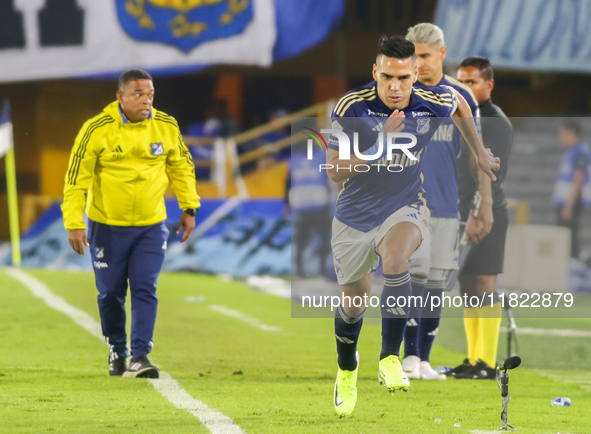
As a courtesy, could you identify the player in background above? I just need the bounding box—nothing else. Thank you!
[402,23,482,380]
[554,120,591,259]
[447,57,513,379]
[327,36,499,416]
[290,142,331,278]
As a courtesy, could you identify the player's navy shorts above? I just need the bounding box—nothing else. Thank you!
[459,207,509,276]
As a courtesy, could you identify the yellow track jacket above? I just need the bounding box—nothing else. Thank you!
[62,102,201,230]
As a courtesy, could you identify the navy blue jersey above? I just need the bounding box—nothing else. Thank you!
[416,75,480,218]
[328,81,457,232]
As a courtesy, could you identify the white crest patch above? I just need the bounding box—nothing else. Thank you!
[416,118,430,135]
[332,120,343,132]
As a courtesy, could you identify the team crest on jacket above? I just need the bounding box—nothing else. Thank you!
[416,118,431,135]
[115,0,254,53]
[151,142,164,156]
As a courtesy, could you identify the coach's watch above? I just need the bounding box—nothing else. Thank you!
[184,208,199,217]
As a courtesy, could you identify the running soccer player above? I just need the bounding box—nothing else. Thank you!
[329,36,499,416]
[401,23,483,381]
[448,57,513,379]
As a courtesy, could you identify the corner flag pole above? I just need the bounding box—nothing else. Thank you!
[0,100,21,266]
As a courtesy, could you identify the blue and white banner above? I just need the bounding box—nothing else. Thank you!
[0,100,13,158]
[0,199,291,277]
[0,0,276,82]
[435,0,591,72]
[0,0,344,83]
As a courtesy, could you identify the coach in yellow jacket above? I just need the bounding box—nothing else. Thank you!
[62,69,200,378]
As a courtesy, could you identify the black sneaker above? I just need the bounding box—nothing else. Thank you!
[455,359,496,380]
[122,356,159,378]
[109,354,127,377]
[445,358,473,378]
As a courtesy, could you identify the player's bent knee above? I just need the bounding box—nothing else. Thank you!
[381,255,409,274]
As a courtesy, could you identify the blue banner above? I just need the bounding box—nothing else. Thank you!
[435,0,591,72]
[1,199,291,277]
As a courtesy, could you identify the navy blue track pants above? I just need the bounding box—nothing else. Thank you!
[88,219,168,358]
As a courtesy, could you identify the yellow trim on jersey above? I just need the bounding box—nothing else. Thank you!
[335,87,376,116]
[412,88,453,107]
[443,76,479,110]
[413,89,453,102]
[414,87,453,98]
[334,87,375,114]
[339,94,377,116]
[413,87,453,102]
[418,192,426,207]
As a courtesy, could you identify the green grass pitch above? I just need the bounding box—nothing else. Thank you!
[0,268,590,433]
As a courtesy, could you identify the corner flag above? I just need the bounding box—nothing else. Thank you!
[0,99,21,266]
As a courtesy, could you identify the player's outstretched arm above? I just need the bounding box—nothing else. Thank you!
[451,91,500,181]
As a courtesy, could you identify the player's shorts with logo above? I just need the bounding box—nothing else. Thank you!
[331,204,430,285]
[410,217,460,271]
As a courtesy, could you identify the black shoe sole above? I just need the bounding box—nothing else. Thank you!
[445,366,472,377]
[123,367,160,379]
[454,366,496,380]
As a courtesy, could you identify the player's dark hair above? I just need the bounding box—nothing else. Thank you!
[459,56,494,81]
[562,119,582,137]
[118,69,153,90]
[377,35,416,62]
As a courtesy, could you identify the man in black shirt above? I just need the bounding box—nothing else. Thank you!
[448,57,513,379]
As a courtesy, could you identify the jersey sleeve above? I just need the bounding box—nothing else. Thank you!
[425,85,458,118]
[574,151,589,171]
[61,117,104,231]
[444,85,482,133]
[166,126,201,211]
[481,117,513,178]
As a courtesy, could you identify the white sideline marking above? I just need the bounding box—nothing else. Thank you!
[4,268,245,434]
[4,268,103,339]
[499,327,591,338]
[209,305,282,332]
[148,373,243,433]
